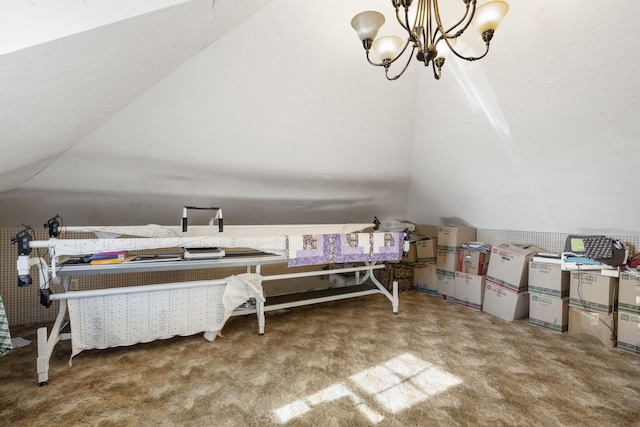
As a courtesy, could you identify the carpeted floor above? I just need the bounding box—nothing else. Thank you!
[1,290,640,426]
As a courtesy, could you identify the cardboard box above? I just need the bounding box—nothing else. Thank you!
[457,243,491,275]
[568,307,617,347]
[528,261,570,298]
[454,272,486,311]
[482,281,529,321]
[529,294,568,332]
[618,272,640,314]
[437,225,476,250]
[416,238,437,264]
[437,270,455,300]
[486,243,545,292]
[436,247,458,273]
[413,263,438,295]
[569,272,618,313]
[617,311,640,355]
[413,224,439,239]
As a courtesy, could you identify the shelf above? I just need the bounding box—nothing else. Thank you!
[264,282,379,311]
[55,253,287,276]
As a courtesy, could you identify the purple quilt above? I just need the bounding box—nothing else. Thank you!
[287,232,403,267]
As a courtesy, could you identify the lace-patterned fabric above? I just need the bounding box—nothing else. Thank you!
[0,296,13,357]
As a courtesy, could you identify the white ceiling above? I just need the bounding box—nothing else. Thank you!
[1,0,639,235]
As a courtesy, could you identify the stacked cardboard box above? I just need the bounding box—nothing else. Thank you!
[454,243,491,311]
[409,225,442,294]
[483,243,544,321]
[568,271,618,347]
[568,308,617,347]
[412,237,438,294]
[436,226,476,299]
[401,236,430,263]
[617,272,640,355]
[569,271,618,313]
[528,261,570,332]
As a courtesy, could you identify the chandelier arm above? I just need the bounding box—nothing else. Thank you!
[448,40,490,62]
[420,0,429,45]
[385,44,418,81]
[387,38,414,66]
[433,0,476,40]
[395,3,410,33]
[365,51,387,68]
[420,1,434,52]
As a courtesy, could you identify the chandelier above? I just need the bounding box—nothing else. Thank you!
[351,0,509,80]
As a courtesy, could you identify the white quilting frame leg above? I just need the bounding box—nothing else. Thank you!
[368,269,399,314]
[257,300,265,335]
[36,327,49,386]
[392,280,399,314]
[36,275,71,386]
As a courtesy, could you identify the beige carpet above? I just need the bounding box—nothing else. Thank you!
[2,290,640,426]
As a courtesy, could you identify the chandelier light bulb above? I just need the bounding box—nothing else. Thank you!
[472,1,509,35]
[351,11,385,42]
[372,36,403,61]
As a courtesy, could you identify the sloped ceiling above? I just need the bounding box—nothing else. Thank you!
[1,0,639,235]
[1,0,212,191]
[0,0,415,228]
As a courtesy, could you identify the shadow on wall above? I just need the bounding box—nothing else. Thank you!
[0,189,409,229]
[440,217,474,227]
[0,149,411,227]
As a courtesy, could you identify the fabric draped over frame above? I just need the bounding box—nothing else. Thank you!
[0,296,12,357]
[287,232,404,267]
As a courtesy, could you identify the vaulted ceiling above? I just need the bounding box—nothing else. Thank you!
[1,0,639,234]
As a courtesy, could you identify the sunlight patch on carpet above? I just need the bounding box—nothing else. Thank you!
[274,353,461,423]
[274,383,383,424]
[350,353,462,413]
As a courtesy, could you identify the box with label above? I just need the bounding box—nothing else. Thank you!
[618,272,640,314]
[569,272,618,313]
[529,294,568,332]
[436,247,459,273]
[482,281,529,321]
[528,261,570,298]
[413,263,438,294]
[457,243,491,275]
[568,307,617,347]
[437,225,476,250]
[454,272,486,310]
[437,270,455,300]
[486,243,545,292]
[617,311,640,355]
[416,238,437,264]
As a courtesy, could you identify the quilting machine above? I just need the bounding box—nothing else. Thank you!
[13,210,406,386]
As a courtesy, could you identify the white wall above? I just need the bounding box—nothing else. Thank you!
[407,1,640,236]
[2,1,640,233]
